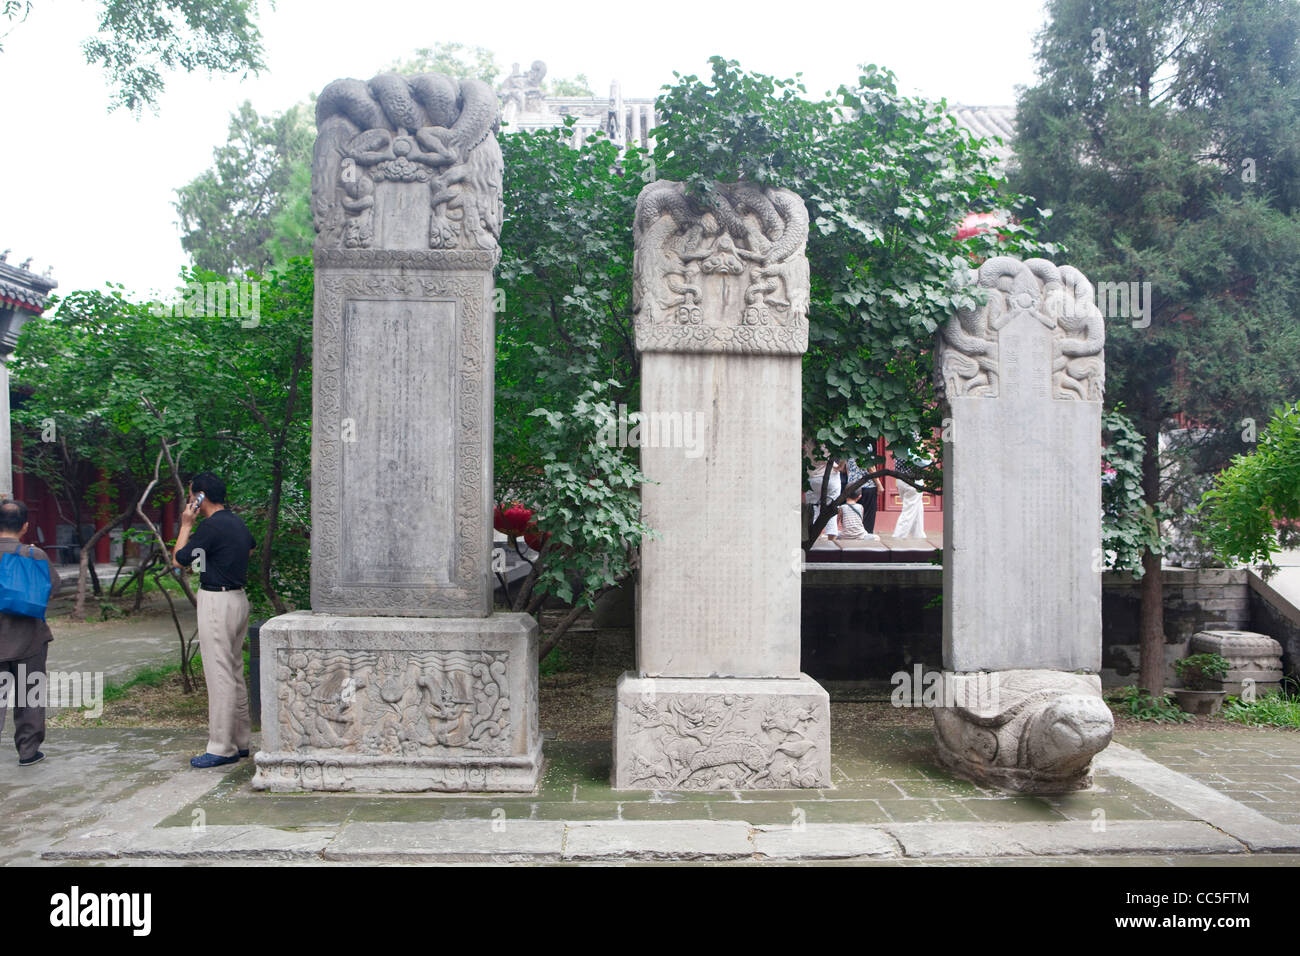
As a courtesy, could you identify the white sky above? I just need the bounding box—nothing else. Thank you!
[0,0,1048,299]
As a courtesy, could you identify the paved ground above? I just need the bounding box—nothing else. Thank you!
[4,724,1297,865]
[40,563,196,684]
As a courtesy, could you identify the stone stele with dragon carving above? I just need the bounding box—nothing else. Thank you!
[632,180,811,355]
[312,71,503,254]
[931,255,1112,795]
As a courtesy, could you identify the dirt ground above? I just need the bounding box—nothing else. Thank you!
[47,614,1294,737]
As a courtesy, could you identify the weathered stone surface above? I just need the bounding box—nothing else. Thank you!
[933,258,1110,794]
[638,351,802,678]
[613,674,830,790]
[325,821,564,862]
[562,820,754,860]
[616,180,826,789]
[312,73,502,254]
[252,75,538,793]
[1096,743,1300,851]
[751,824,899,860]
[631,180,810,355]
[310,258,495,617]
[1188,629,1285,695]
[933,670,1113,794]
[308,71,502,617]
[254,612,541,793]
[118,826,332,860]
[937,257,1104,672]
[884,820,1242,858]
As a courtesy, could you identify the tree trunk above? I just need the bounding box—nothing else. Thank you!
[72,506,135,620]
[1138,415,1165,696]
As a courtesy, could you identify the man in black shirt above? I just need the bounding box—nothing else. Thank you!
[173,472,256,768]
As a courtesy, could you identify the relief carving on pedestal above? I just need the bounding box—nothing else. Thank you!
[313,73,504,252]
[632,180,811,354]
[622,693,828,789]
[937,256,1105,401]
[276,648,511,756]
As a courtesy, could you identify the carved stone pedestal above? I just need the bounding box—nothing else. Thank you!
[252,612,541,793]
[932,670,1113,794]
[1189,629,1285,696]
[613,674,830,791]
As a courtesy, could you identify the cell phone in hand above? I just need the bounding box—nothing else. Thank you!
[193,492,205,512]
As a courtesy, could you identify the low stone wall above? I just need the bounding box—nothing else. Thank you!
[1248,572,1300,682]
[801,566,942,680]
[800,565,1291,682]
[1101,569,1251,645]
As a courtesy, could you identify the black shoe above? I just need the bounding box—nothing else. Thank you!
[238,749,250,758]
[18,751,45,767]
[190,752,240,768]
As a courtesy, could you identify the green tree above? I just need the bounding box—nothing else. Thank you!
[3,0,265,112]
[653,58,1050,539]
[547,73,594,97]
[493,120,650,654]
[11,263,313,626]
[1200,402,1300,572]
[389,42,500,83]
[175,101,315,277]
[1013,0,1300,695]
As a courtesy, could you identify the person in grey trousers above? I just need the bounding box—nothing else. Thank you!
[0,500,62,766]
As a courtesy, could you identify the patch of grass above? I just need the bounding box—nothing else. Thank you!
[102,659,198,703]
[1106,685,1194,723]
[1221,684,1300,729]
[539,644,572,677]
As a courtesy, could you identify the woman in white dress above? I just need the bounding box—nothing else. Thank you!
[892,479,926,538]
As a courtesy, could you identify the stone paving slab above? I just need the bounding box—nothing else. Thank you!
[1096,742,1300,851]
[324,821,566,862]
[16,727,1300,864]
[881,820,1243,858]
[751,823,899,860]
[562,821,755,860]
[117,826,332,861]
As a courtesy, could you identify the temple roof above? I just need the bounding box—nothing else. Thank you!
[948,105,1018,167]
[0,260,57,314]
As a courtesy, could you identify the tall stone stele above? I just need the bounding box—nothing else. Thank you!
[933,256,1114,794]
[612,180,831,791]
[252,73,542,793]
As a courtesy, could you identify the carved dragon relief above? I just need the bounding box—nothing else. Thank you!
[632,180,811,355]
[276,648,511,757]
[622,693,828,790]
[936,256,1105,401]
[313,73,504,252]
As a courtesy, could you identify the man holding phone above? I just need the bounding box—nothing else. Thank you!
[173,472,256,768]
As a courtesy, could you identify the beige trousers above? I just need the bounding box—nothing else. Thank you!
[197,589,251,757]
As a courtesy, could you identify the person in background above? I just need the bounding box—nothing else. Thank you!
[806,458,845,538]
[846,459,879,534]
[0,501,62,766]
[890,451,931,539]
[837,487,879,541]
[172,472,256,769]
